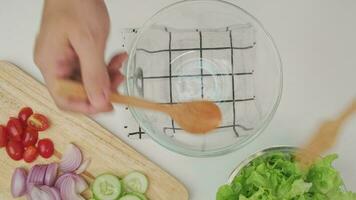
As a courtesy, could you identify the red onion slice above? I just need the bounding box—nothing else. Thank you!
[36,165,47,185]
[26,165,35,185]
[60,143,82,172]
[28,186,44,200]
[55,173,88,193]
[73,174,88,193]
[49,187,61,200]
[75,158,91,174]
[26,182,35,194]
[32,165,42,184]
[27,165,47,185]
[11,168,27,198]
[55,173,72,189]
[60,176,85,200]
[26,166,33,186]
[38,186,54,200]
[44,163,58,186]
[40,185,60,200]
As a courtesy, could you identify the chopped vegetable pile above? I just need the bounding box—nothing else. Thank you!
[0,107,53,163]
[217,152,356,200]
[11,143,90,199]
[11,141,150,200]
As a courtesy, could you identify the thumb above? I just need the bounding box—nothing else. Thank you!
[70,35,111,110]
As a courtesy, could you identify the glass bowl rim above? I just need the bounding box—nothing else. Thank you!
[124,0,283,157]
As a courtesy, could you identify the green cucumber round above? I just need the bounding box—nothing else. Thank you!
[123,171,148,194]
[92,173,122,200]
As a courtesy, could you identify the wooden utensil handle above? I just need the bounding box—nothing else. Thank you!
[55,79,168,112]
[337,99,356,123]
[110,93,168,112]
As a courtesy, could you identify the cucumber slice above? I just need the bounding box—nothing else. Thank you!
[123,171,148,193]
[92,173,122,200]
[119,195,141,200]
[128,192,148,200]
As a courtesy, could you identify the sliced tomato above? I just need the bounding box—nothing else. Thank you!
[27,113,50,132]
[7,117,24,142]
[23,145,39,163]
[6,140,24,161]
[22,127,39,147]
[37,139,54,158]
[18,107,33,125]
[0,125,8,148]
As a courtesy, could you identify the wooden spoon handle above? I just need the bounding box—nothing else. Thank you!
[336,99,356,124]
[55,79,168,112]
[297,99,356,169]
[110,93,168,112]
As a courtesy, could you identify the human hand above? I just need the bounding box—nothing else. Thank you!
[34,0,127,114]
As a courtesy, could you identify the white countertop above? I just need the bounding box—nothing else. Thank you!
[1,0,356,199]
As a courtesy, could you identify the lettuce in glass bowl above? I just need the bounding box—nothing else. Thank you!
[217,146,356,200]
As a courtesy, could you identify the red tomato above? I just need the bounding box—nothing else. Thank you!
[6,140,24,161]
[0,125,8,147]
[23,145,39,163]
[7,117,24,142]
[27,114,50,132]
[18,107,33,125]
[22,128,39,147]
[37,139,54,158]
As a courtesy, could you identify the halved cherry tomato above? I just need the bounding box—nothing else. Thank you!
[23,145,39,163]
[7,117,24,142]
[22,128,39,147]
[27,113,50,132]
[37,139,54,158]
[18,107,33,125]
[0,125,8,148]
[6,140,24,161]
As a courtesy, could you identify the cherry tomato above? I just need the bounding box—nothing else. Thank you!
[7,117,24,142]
[27,114,50,132]
[23,145,39,163]
[37,139,54,158]
[22,128,39,147]
[18,107,33,125]
[6,140,24,161]
[0,125,8,148]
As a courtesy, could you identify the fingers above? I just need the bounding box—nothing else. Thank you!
[110,74,125,92]
[108,52,128,71]
[54,95,113,114]
[108,52,128,91]
[69,32,112,111]
[34,0,114,114]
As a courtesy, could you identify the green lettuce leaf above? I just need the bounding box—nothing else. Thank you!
[216,153,356,200]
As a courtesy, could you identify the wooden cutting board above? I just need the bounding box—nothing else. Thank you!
[0,61,189,200]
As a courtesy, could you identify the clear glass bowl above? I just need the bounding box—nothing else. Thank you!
[125,0,283,157]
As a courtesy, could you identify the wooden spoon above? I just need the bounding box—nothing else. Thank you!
[296,99,356,168]
[55,79,222,134]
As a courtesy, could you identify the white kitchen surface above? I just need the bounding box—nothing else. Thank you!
[1,0,356,199]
